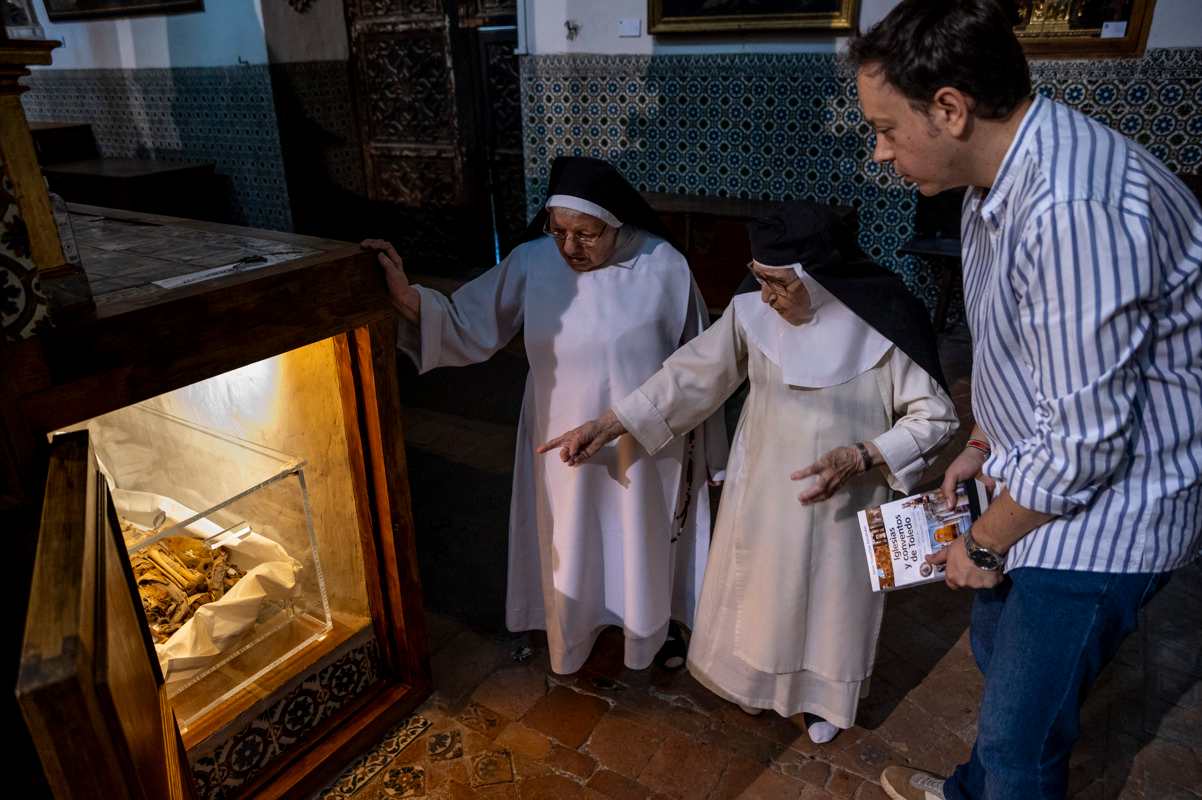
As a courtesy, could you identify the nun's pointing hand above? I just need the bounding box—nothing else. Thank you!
[790,442,882,505]
[537,410,627,467]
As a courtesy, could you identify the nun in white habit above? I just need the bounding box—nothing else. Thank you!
[540,201,957,741]
[362,156,726,675]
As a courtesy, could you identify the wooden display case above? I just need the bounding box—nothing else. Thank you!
[7,204,431,799]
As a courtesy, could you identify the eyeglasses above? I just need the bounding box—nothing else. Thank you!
[747,262,800,296]
[544,220,608,248]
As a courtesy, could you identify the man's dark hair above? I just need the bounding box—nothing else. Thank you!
[847,0,1032,120]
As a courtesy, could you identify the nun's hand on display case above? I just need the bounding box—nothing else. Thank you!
[361,238,421,322]
[537,410,627,467]
[791,441,882,505]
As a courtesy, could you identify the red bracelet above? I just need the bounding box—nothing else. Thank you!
[967,438,991,455]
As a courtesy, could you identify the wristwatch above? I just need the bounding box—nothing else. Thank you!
[963,530,1005,572]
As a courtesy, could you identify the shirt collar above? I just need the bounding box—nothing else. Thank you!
[977,94,1048,226]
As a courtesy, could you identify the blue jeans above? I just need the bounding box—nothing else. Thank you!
[942,567,1171,800]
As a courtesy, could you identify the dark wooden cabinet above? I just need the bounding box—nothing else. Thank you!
[7,205,431,799]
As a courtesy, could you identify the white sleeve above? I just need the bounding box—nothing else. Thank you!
[871,347,959,493]
[614,302,747,456]
[397,250,527,374]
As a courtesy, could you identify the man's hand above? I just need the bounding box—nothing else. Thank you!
[791,443,877,505]
[537,410,627,466]
[926,538,1004,589]
[362,238,420,321]
[940,445,995,509]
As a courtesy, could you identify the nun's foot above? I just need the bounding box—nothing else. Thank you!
[804,713,841,744]
[654,621,688,671]
[737,703,763,716]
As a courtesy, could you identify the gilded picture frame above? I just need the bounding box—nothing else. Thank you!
[43,0,204,22]
[648,0,860,35]
[1012,0,1157,58]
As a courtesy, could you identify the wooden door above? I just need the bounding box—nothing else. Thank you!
[17,431,194,800]
[345,0,522,273]
[467,13,525,255]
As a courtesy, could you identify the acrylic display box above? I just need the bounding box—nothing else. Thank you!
[86,403,332,728]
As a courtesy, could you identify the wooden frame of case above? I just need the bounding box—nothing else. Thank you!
[10,205,431,799]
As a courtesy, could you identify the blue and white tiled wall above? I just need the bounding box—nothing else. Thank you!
[521,48,1202,311]
[21,66,294,232]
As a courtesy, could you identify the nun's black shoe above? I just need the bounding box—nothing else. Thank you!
[655,621,689,671]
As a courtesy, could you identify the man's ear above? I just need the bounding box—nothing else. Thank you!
[931,86,972,137]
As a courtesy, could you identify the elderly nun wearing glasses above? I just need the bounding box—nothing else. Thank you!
[540,201,956,742]
[361,156,726,676]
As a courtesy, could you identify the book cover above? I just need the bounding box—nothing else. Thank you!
[857,480,990,592]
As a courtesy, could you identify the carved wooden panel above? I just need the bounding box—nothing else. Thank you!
[371,151,463,207]
[483,36,521,151]
[359,30,457,145]
[492,154,527,254]
[459,0,516,20]
[346,0,510,272]
[355,0,442,17]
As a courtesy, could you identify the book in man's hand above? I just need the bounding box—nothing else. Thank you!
[857,480,991,592]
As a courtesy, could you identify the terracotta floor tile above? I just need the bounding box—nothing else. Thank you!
[495,722,554,760]
[637,731,731,799]
[470,783,519,800]
[423,757,471,794]
[853,781,889,800]
[432,630,509,706]
[546,744,598,780]
[825,734,902,781]
[468,749,516,788]
[517,773,606,800]
[824,768,864,798]
[584,712,666,778]
[522,686,611,749]
[473,665,550,721]
[458,701,508,740]
[510,751,558,782]
[711,755,806,800]
[613,690,713,739]
[585,769,652,800]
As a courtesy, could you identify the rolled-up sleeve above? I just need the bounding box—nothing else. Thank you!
[614,302,748,456]
[994,200,1153,516]
[872,348,958,493]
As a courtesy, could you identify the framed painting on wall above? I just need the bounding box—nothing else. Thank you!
[648,0,860,35]
[43,0,204,22]
[1011,0,1157,57]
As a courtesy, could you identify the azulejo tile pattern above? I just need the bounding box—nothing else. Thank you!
[189,638,383,800]
[521,48,1202,311]
[22,66,292,232]
[318,714,433,800]
[0,163,52,341]
[269,60,365,201]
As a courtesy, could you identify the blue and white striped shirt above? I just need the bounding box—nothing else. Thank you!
[962,94,1202,575]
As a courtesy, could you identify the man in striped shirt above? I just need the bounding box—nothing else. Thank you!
[849,2,1202,799]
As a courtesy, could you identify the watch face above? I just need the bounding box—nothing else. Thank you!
[969,548,1001,571]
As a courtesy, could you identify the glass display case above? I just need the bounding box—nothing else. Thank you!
[11,202,429,800]
[87,403,332,728]
[57,336,382,747]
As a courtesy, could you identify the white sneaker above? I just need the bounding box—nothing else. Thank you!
[805,718,840,744]
[880,765,946,800]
